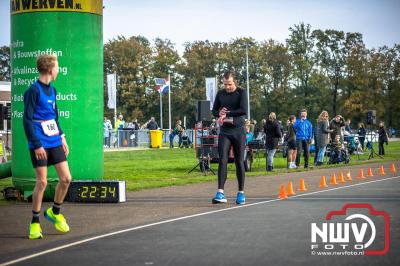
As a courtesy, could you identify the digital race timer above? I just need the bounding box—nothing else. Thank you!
[67,181,126,203]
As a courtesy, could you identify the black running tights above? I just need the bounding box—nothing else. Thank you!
[217,133,246,191]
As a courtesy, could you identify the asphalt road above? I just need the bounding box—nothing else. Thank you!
[1,162,399,266]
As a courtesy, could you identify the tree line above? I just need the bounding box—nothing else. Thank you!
[103,22,399,130]
[1,22,399,129]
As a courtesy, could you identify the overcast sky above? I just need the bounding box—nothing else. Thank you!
[1,0,399,53]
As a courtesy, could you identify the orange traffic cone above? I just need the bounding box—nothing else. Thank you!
[367,167,374,177]
[358,168,365,179]
[346,170,352,181]
[278,184,288,199]
[379,165,386,175]
[330,173,338,185]
[390,163,396,173]
[287,181,296,196]
[319,176,328,188]
[338,171,345,183]
[298,178,307,192]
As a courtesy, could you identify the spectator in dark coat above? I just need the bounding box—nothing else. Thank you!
[147,117,159,130]
[378,121,389,155]
[357,123,366,150]
[316,111,333,165]
[263,112,282,171]
[131,118,140,147]
[147,117,159,147]
[329,115,345,142]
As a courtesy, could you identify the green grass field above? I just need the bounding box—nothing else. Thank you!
[104,141,400,191]
[1,141,399,194]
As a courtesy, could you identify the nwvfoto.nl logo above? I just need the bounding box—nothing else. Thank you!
[310,203,390,256]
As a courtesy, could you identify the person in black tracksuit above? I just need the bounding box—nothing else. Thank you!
[378,121,389,155]
[211,70,248,205]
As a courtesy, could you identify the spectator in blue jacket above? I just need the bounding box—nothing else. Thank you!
[293,109,313,168]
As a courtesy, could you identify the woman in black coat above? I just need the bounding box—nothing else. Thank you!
[378,121,389,155]
[357,123,366,150]
[263,112,282,171]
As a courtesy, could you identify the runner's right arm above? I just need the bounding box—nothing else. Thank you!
[23,86,42,149]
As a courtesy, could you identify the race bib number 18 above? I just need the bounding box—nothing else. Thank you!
[41,119,59,136]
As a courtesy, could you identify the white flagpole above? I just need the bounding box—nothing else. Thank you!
[114,72,117,127]
[168,74,171,130]
[160,91,163,129]
[246,44,250,119]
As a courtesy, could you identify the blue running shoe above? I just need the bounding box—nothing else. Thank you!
[236,192,246,205]
[212,191,227,204]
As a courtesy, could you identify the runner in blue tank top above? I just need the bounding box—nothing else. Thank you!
[23,54,72,239]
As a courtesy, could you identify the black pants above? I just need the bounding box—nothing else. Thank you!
[314,145,319,166]
[218,133,246,191]
[359,137,365,150]
[104,137,110,147]
[133,131,138,147]
[379,141,385,155]
[296,140,309,167]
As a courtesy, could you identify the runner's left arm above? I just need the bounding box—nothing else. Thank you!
[53,88,64,136]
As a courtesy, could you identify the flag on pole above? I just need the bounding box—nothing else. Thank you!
[154,77,170,95]
[107,73,116,109]
[206,77,217,109]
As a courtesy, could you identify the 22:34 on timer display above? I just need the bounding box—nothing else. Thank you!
[79,185,116,199]
[67,181,126,203]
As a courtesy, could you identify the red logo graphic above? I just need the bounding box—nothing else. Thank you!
[325,203,390,255]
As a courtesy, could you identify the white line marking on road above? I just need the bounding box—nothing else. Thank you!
[2,175,399,266]
[290,198,400,200]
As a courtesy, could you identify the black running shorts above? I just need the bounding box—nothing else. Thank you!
[288,140,297,150]
[29,146,67,168]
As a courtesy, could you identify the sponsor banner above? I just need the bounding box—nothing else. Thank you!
[10,0,103,15]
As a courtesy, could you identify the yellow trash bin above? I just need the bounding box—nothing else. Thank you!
[150,130,163,148]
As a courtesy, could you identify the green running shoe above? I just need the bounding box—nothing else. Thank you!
[44,207,70,233]
[29,223,43,239]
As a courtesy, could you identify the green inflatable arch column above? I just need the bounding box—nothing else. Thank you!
[10,0,104,198]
